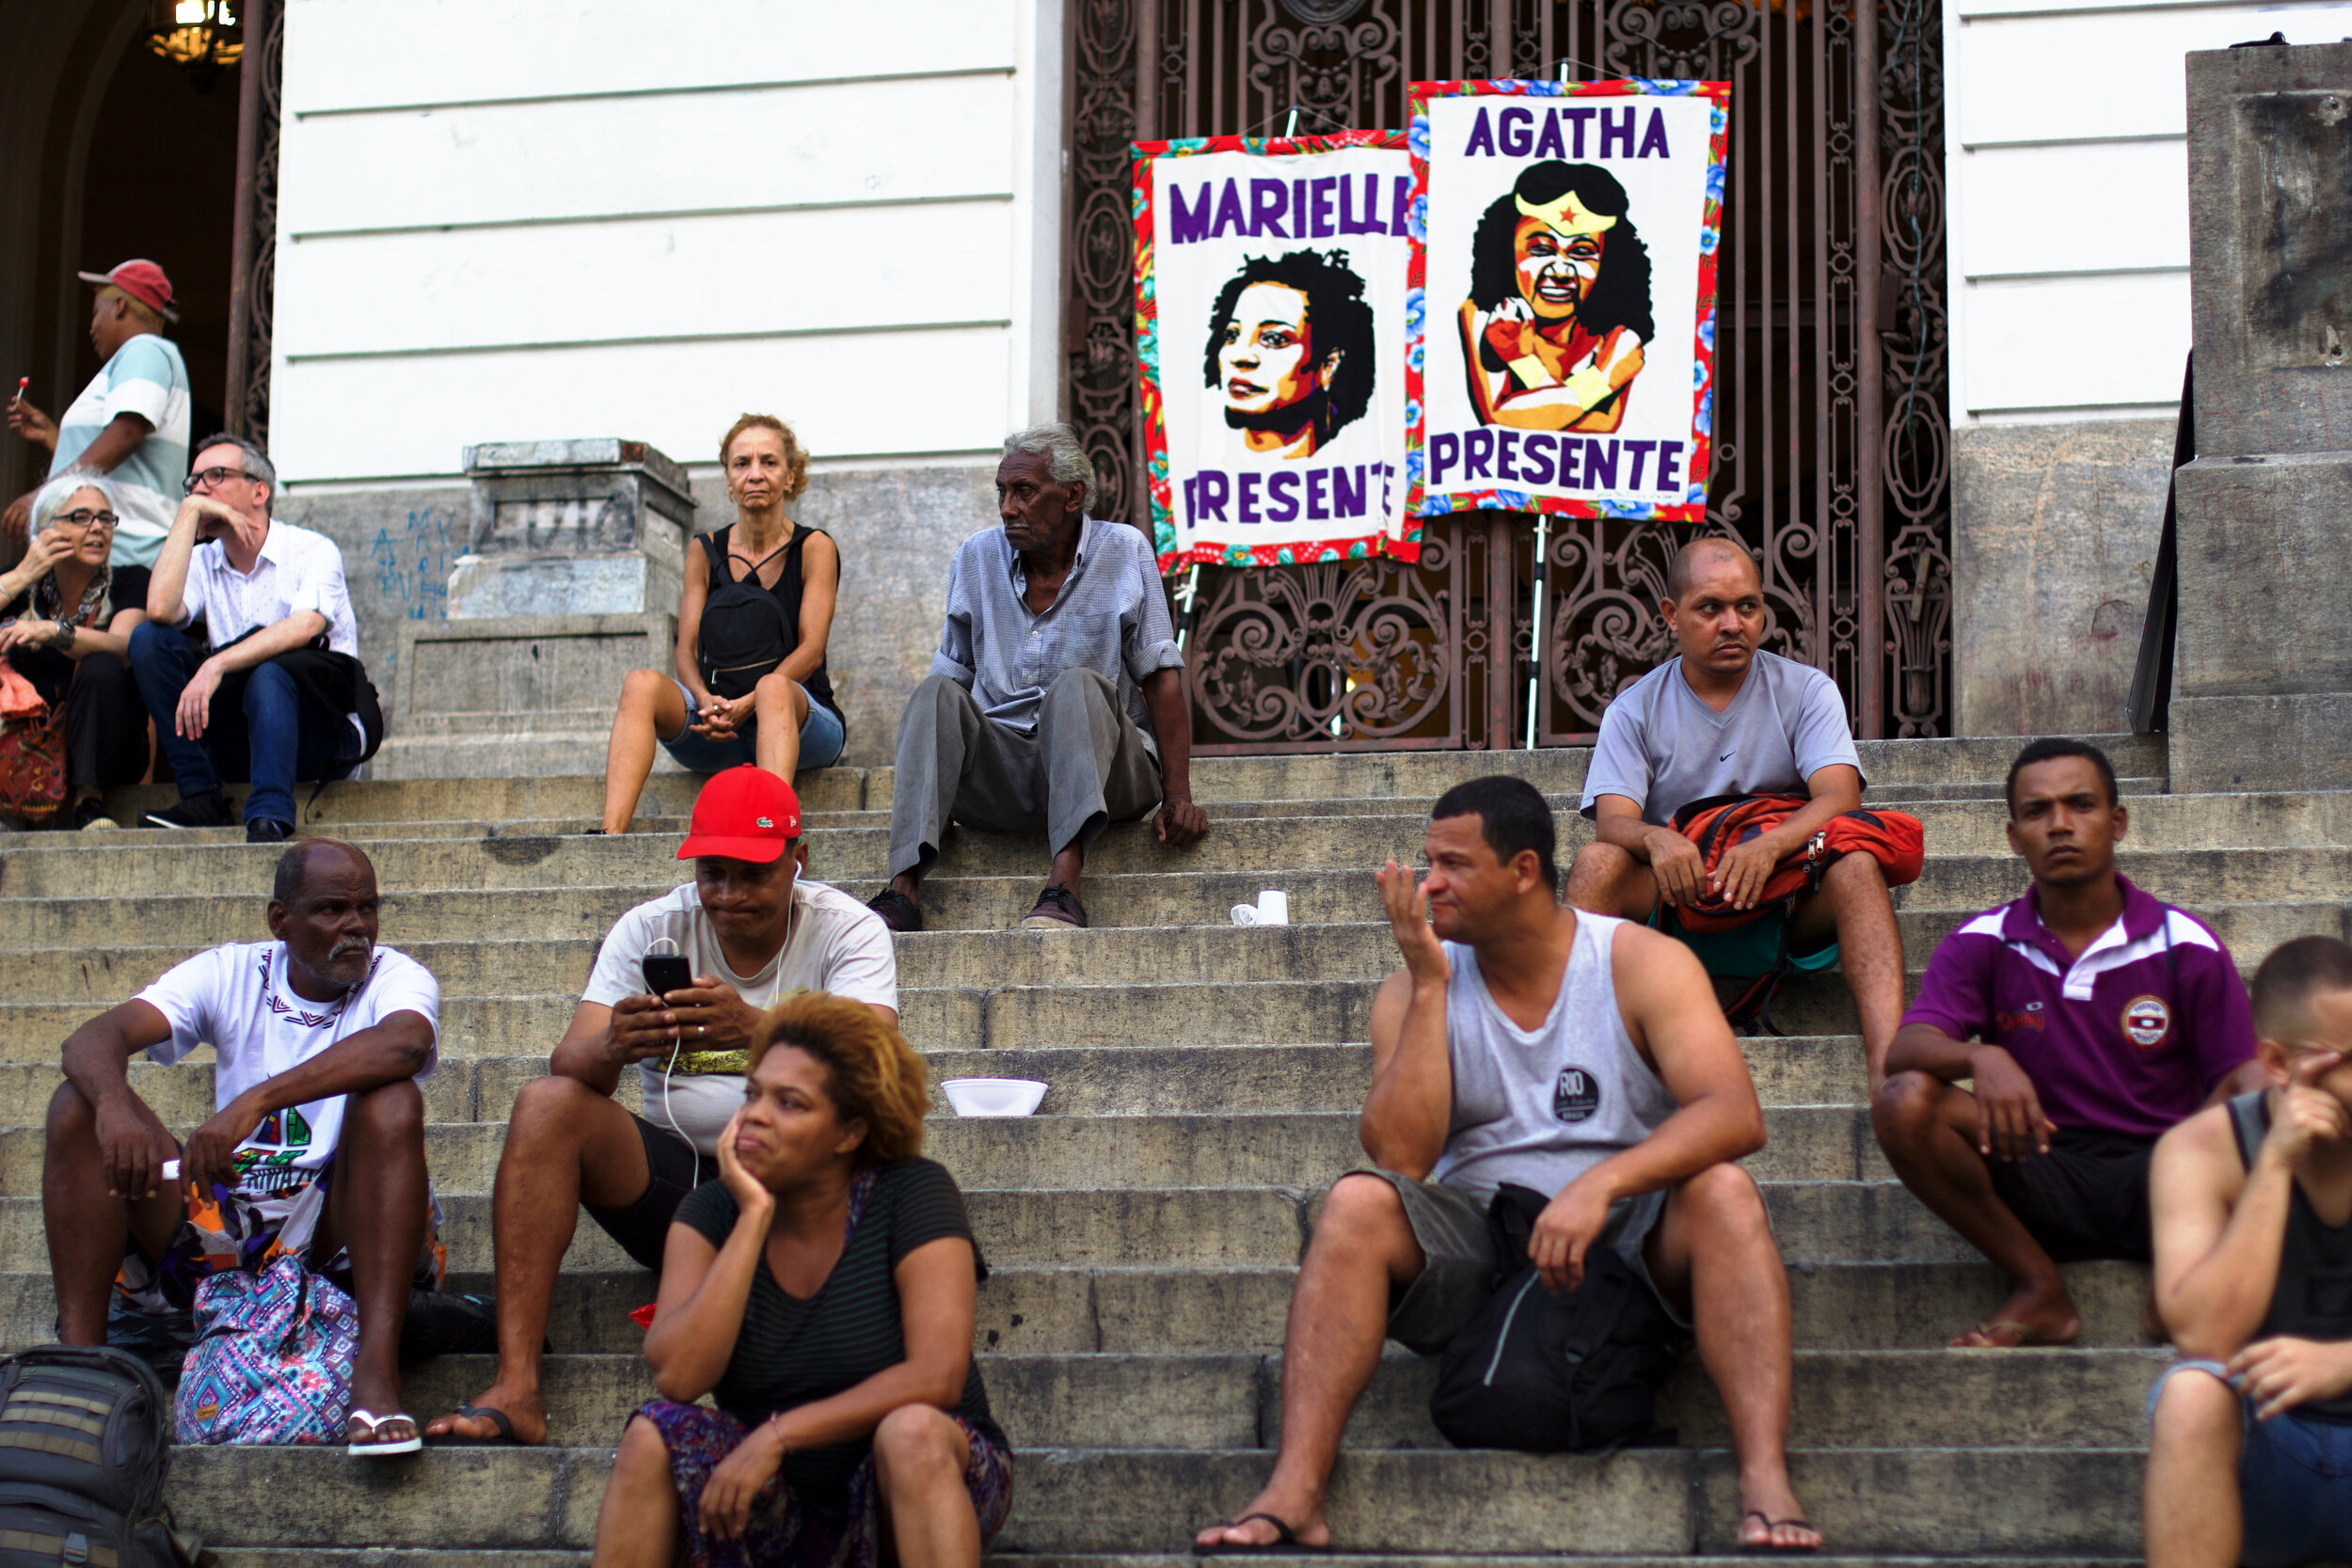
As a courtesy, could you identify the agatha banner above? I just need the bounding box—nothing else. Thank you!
[1406,79,1729,522]
[1134,132,1416,571]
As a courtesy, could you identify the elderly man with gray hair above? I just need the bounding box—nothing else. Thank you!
[866,424,1208,932]
[132,433,375,842]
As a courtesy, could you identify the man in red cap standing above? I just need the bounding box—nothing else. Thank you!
[426,765,899,1448]
[6,261,191,569]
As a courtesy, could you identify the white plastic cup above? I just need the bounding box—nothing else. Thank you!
[1256,890,1290,925]
[1231,903,1263,926]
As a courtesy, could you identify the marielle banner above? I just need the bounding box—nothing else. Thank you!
[1406,78,1729,523]
[1133,130,1416,571]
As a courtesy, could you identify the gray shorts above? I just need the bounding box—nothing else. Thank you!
[1343,1169,1681,1355]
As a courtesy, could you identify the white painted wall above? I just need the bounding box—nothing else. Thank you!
[269,0,1063,483]
[1947,0,2352,422]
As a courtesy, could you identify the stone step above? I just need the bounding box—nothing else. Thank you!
[0,1101,1906,1198]
[359,1345,2168,1453]
[0,1036,1882,1128]
[0,1255,2160,1357]
[7,836,2332,949]
[0,1179,2008,1275]
[12,787,2342,902]
[88,732,2159,828]
[155,1444,2148,1555]
[10,883,2341,1032]
[14,767,2174,855]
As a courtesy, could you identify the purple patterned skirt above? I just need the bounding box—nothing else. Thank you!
[633,1400,1013,1568]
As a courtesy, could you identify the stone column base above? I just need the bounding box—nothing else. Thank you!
[2168,692,2352,793]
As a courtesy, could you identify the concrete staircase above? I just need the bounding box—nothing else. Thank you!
[0,733,2335,1564]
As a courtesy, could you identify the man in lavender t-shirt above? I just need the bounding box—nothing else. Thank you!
[1870,738,2265,1350]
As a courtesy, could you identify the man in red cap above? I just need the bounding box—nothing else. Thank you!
[426,766,898,1447]
[6,261,191,569]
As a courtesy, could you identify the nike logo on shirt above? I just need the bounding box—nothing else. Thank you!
[1719,750,1735,761]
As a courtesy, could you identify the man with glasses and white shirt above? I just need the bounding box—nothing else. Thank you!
[131,434,374,842]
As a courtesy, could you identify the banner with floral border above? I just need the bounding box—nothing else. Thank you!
[1133,130,1416,572]
[1405,79,1728,526]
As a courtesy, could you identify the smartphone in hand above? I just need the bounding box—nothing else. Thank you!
[641,954,692,1000]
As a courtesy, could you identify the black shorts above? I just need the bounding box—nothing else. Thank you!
[582,1113,718,1271]
[1987,1126,2157,1263]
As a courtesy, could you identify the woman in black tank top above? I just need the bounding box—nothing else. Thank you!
[597,416,846,833]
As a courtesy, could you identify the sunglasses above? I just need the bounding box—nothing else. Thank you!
[56,509,118,531]
[183,466,250,495]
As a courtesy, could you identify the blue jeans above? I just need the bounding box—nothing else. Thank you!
[2149,1359,2352,1565]
[657,677,845,774]
[129,620,353,826]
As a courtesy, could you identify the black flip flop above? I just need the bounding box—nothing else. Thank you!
[1194,1513,1330,1557]
[425,1402,523,1448]
[1737,1511,1821,1556]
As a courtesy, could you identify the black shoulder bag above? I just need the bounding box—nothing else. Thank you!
[1427,1183,1689,1453]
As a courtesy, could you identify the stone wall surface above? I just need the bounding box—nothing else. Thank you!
[281,464,994,771]
[1951,418,2172,738]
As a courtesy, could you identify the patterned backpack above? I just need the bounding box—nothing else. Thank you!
[174,1258,358,1447]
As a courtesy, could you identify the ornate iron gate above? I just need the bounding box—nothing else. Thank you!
[1065,0,1950,749]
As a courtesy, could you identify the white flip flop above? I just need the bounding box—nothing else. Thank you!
[346,1408,423,1456]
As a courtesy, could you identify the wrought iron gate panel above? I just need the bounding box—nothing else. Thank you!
[1877,0,1952,736]
[1064,0,1949,750]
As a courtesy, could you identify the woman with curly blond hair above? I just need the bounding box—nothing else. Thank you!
[598,413,846,833]
[592,992,1010,1568]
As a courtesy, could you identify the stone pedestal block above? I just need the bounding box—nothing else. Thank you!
[2168,43,2352,791]
[377,613,675,780]
[450,438,696,619]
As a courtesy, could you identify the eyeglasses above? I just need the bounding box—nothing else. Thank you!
[56,510,118,531]
[183,466,249,494]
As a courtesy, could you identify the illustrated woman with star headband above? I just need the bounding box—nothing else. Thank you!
[1458,160,1655,433]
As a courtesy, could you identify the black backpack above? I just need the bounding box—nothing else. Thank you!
[694,531,794,701]
[1427,1184,1688,1453]
[0,1344,197,1566]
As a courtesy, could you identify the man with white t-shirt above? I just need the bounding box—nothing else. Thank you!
[427,765,898,1448]
[1565,538,1906,1085]
[4,260,191,568]
[41,840,444,1456]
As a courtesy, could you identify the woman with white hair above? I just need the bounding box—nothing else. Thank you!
[0,473,151,827]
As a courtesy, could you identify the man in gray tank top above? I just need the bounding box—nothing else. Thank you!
[1196,777,1820,1557]
[2144,936,2352,1568]
[1564,538,1906,1085]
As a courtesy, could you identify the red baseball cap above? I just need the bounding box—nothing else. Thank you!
[676,766,801,863]
[76,260,179,325]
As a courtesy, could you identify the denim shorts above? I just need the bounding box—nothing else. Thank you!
[2148,1359,2352,1565]
[658,677,845,774]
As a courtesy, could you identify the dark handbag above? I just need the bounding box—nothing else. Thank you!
[693,531,794,701]
[0,1344,199,1566]
[211,629,385,764]
[1427,1183,1686,1453]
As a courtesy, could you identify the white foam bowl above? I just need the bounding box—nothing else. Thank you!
[941,1078,1047,1117]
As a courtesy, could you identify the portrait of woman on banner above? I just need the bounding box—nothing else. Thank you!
[1202,248,1378,462]
[1458,160,1654,433]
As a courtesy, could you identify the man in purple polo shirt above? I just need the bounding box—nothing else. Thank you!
[1870,737,2265,1349]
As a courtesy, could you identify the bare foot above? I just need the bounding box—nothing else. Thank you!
[422,1384,548,1445]
[1194,1499,1332,1552]
[1949,1277,2080,1349]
